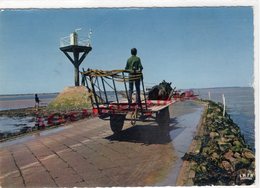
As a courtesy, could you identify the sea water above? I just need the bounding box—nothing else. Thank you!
[0,93,58,111]
[196,87,255,150]
[0,93,58,134]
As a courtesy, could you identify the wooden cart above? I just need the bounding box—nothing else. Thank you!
[81,69,174,133]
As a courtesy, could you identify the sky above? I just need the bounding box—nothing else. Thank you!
[0,7,254,94]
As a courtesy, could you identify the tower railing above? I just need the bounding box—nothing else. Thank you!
[60,35,91,48]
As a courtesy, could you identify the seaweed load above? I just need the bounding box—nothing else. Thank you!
[182,100,255,186]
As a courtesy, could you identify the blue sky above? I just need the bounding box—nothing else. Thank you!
[0,7,254,94]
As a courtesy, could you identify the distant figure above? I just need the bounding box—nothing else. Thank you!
[125,48,143,106]
[35,94,40,108]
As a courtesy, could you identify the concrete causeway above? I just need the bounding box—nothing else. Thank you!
[0,101,205,187]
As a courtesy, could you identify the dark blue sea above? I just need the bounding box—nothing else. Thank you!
[195,87,255,150]
[0,88,255,150]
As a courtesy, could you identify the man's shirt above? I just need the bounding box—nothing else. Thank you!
[125,55,143,73]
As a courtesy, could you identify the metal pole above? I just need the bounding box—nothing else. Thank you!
[90,77,99,110]
[101,77,109,105]
[85,78,94,109]
[122,72,130,108]
[73,49,80,86]
[96,77,103,102]
[74,66,80,86]
[84,70,95,109]
[141,74,147,110]
[81,68,85,86]
[222,94,226,116]
[112,76,119,104]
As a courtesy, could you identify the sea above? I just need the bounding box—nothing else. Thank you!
[0,88,255,150]
[0,93,58,134]
[195,87,255,150]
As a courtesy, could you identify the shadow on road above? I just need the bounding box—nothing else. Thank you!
[105,118,179,145]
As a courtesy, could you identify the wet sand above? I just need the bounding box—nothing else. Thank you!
[0,100,205,187]
[0,99,52,111]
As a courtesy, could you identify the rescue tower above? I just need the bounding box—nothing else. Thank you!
[60,29,92,86]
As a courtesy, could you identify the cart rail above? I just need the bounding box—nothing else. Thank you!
[81,69,147,112]
[81,68,175,133]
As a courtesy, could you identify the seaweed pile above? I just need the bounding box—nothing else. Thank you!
[182,101,255,186]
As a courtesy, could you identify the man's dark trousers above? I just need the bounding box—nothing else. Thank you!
[129,77,141,106]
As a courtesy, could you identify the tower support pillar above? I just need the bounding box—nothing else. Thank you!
[74,66,80,86]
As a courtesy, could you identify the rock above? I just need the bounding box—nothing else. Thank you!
[195,164,207,173]
[207,119,213,125]
[183,101,255,186]
[210,152,220,161]
[242,150,255,160]
[235,158,250,170]
[231,128,239,134]
[221,136,233,143]
[202,147,210,155]
[224,134,235,139]
[231,145,242,153]
[250,161,255,169]
[216,108,222,113]
[233,152,241,159]
[231,141,245,152]
[210,132,219,139]
[224,150,236,163]
[217,140,226,145]
[221,160,234,172]
[218,141,232,152]
[233,140,243,147]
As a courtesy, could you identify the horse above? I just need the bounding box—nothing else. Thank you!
[148,80,174,100]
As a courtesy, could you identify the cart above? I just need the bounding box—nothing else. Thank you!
[81,69,174,133]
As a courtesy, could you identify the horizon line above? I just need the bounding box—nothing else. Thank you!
[0,86,253,96]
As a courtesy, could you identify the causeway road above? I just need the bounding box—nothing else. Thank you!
[0,100,205,187]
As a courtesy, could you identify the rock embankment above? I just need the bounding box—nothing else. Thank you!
[181,100,255,186]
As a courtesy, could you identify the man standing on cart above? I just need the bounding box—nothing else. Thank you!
[125,48,143,107]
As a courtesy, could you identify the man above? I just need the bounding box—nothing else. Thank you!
[125,48,143,106]
[35,94,40,108]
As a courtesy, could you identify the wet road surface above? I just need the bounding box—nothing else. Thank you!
[157,101,205,185]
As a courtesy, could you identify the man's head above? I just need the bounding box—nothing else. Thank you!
[131,48,137,56]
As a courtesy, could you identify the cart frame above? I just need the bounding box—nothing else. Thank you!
[81,69,173,133]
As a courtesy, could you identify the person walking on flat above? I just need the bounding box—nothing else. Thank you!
[125,48,143,106]
[35,94,40,108]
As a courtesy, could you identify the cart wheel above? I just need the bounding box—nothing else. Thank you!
[110,114,125,134]
[156,107,170,127]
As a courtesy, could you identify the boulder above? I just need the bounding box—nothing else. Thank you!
[221,160,234,172]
